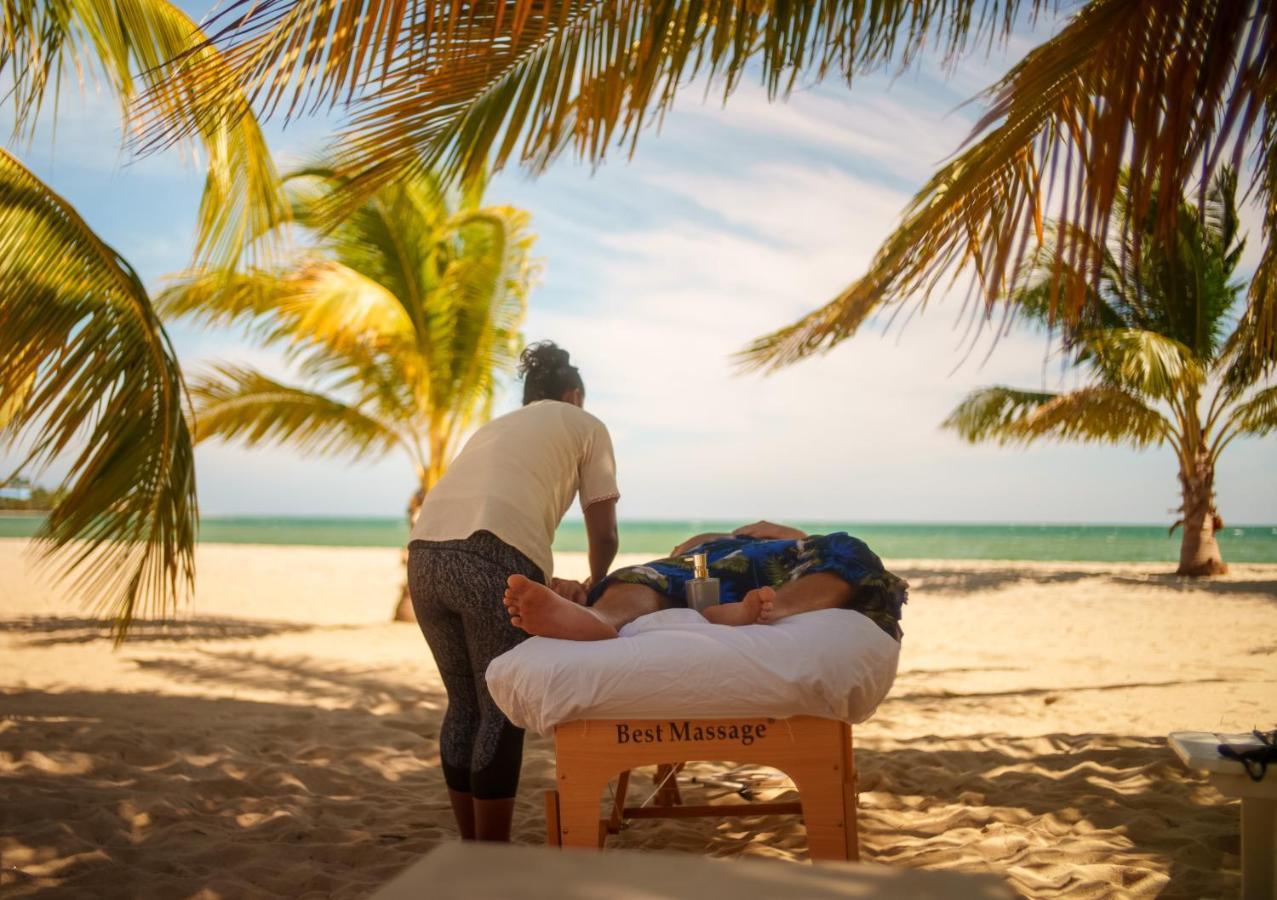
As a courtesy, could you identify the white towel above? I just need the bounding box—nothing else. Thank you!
[486,607,900,735]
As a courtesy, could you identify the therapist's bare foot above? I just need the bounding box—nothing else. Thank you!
[505,575,618,640]
[703,587,775,626]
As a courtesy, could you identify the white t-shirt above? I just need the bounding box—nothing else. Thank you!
[409,401,620,579]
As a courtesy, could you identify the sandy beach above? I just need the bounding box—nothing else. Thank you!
[1,538,1274,898]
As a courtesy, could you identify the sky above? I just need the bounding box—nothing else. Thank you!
[5,6,1276,525]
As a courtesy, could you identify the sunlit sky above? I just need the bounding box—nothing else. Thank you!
[7,5,1275,524]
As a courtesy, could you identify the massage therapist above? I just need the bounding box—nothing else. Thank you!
[406,341,620,842]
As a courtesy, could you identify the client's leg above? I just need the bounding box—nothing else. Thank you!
[505,577,671,640]
[748,572,854,624]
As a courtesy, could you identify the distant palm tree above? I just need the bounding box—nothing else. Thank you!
[943,170,1276,575]
[160,167,537,618]
[149,1,1275,381]
[0,1,285,640]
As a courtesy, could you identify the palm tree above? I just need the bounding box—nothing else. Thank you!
[159,166,538,619]
[1,1,285,639]
[943,170,1275,575]
[150,1,1275,385]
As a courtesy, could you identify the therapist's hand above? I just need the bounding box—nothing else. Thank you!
[550,578,589,605]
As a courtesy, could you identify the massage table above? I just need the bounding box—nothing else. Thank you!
[487,607,900,861]
[545,715,858,859]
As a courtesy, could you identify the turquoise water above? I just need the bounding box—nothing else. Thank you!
[2,515,1276,562]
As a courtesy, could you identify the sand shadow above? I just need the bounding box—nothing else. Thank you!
[894,566,1096,595]
[896,565,1276,601]
[0,687,457,898]
[1107,575,1277,599]
[849,734,1238,899]
[0,648,1242,899]
[131,650,440,714]
[886,675,1232,704]
[0,616,322,647]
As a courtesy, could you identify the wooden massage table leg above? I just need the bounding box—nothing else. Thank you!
[544,790,561,847]
[654,763,684,807]
[547,717,859,860]
[607,770,631,834]
[794,722,859,862]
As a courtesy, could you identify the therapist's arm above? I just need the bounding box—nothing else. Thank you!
[584,498,619,586]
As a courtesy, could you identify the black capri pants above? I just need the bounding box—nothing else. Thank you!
[407,531,543,800]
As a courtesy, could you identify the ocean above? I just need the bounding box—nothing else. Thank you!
[2,515,1276,563]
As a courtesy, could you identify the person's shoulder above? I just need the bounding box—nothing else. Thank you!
[567,405,611,439]
[533,400,607,431]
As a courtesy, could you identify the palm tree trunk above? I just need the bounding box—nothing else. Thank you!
[1175,448,1227,576]
[395,433,450,622]
[393,485,428,622]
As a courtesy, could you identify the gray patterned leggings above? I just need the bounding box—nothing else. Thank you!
[407,531,543,800]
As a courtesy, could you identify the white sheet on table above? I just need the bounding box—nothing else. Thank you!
[485,607,900,736]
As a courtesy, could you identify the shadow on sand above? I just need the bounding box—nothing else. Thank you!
[897,564,1277,601]
[0,646,1240,899]
[0,617,362,648]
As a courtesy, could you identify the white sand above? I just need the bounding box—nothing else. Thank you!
[1,539,1275,897]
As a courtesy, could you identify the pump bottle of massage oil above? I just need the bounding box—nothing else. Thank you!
[685,552,720,612]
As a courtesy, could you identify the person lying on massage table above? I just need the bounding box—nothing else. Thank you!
[504,520,906,642]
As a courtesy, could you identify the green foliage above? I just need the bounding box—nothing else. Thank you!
[740,1,1277,372]
[160,166,538,492]
[0,0,294,640]
[0,478,67,511]
[942,170,1271,557]
[131,0,1274,376]
[0,0,288,268]
[944,386,1171,449]
[0,149,198,642]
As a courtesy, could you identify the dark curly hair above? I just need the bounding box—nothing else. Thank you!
[518,341,584,405]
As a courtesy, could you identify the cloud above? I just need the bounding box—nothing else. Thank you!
[509,79,1275,525]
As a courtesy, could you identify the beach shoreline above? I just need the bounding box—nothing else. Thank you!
[2,539,1275,897]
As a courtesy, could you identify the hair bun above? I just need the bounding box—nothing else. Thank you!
[519,341,571,378]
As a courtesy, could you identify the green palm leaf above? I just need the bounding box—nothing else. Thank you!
[191,364,404,458]
[943,387,1058,444]
[1,0,288,266]
[151,0,1036,200]
[741,0,1275,369]
[1219,385,1277,442]
[0,149,197,642]
[1080,329,1205,401]
[163,161,538,495]
[944,384,1172,448]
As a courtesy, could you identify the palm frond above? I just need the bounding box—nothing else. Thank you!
[1222,100,1277,391]
[171,160,536,490]
[942,386,1059,443]
[1220,384,1277,440]
[157,267,293,330]
[160,259,415,360]
[148,0,1039,201]
[191,364,404,458]
[743,0,1275,370]
[1081,329,1205,400]
[1,0,288,267]
[944,384,1171,448]
[0,149,197,642]
[429,205,537,444]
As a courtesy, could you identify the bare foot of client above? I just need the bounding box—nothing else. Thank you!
[702,586,775,626]
[504,575,618,640]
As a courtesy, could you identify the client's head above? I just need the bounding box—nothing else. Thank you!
[519,341,585,407]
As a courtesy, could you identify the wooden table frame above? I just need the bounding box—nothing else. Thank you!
[544,715,859,861]
[1170,732,1276,900]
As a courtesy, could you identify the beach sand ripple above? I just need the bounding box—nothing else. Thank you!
[2,541,1274,898]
